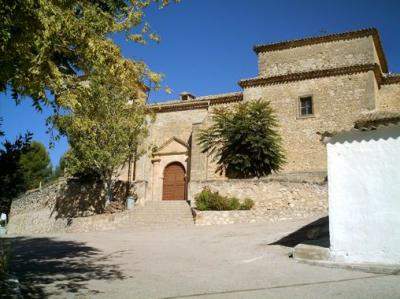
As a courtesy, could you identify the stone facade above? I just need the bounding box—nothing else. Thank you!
[121,28,399,206]
[8,181,70,234]
[8,29,400,232]
[7,179,128,234]
[378,82,400,112]
[257,36,380,77]
[243,71,377,173]
[192,175,328,225]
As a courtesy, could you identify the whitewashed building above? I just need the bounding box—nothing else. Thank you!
[326,113,400,265]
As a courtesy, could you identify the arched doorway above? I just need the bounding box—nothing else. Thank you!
[162,162,186,200]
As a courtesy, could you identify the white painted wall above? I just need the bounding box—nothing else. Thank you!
[327,125,400,264]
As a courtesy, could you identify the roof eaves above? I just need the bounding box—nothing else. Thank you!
[149,92,243,113]
[319,111,400,143]
[238,64,380,88]
[382,74,400,85]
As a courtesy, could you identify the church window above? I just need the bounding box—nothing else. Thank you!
[299,96,313,117]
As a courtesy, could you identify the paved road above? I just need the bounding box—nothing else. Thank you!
[7,217,400,298]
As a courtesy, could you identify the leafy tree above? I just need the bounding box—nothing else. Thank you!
[19,141,52,189]
[0,133,32,214]
[1,0,178,206]
[0,0,176,110]
[52,152,68,179]
[55,65,149,205]
[198,100,286,178]
[1,0,179,205]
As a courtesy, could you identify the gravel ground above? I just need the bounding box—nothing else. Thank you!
[6,216,400,298]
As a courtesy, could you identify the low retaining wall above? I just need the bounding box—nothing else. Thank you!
[8,179,69,235]
[9,209,139,235]
[66,211,138,233]
[134,180,148,206]
[190,173,328,226]
[7,179,132,235]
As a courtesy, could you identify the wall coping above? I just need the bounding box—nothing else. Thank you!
[239,64,382,88]
[149,92,243,113]
[382,74,400,85]
[190,172,327,185]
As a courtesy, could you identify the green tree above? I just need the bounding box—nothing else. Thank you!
[52,152,68,179]
[1,0,177,206]
[56,65,149,205]
[198,100,286,179]
[19,141,52,189]
[0,133,32,214]
[0,0,175,110]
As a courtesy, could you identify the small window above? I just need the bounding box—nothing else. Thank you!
[299,96,313,117]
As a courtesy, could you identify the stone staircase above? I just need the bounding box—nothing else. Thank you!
[8,200,195,234]
[128,200,195,227]
[64,200,194,233]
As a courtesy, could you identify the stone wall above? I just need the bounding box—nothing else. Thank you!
[7,179,129,235]
[126,30,399,205]
[8,180,70,235]
[257,36,379,77]
[189,173,328,226]
[134,108,208,202]
[135,109,207,183]
[243,71,376,173]
[378,83,400,112]
[190,112,231,182]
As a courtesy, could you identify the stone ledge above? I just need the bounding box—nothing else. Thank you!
[239,64,381,88]
[195,210,328,226]
[191,171,327,185]
[296,258,400,275]
[293,244,400,275]
[293,244,331,261]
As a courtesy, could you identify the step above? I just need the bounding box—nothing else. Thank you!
[131,218,194,223]
[132,209,192,213]
[130,211,193,215]
[133,209,192,213]
[132,218,193,222]
[144,201,191,206]
[131,217,194,221]
[125,200,194,227]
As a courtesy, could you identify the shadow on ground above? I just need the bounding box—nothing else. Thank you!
[269,216,330,248]
[52,179,129,219]
[5,236,126,298]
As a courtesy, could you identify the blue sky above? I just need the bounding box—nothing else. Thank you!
[1,0,399,167]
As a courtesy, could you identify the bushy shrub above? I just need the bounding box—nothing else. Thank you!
[195,187,254,211]
[195,187,227,211]
[228,197,241,210]
[240,198,255,210]
[198,100,286,178]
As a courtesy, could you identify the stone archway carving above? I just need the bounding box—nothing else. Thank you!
[150,137,189,201]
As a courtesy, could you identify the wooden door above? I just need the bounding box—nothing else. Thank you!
[162,162,186,200]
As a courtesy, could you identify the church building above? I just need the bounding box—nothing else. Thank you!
[125,28,400,204]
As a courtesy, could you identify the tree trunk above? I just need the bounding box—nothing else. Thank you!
[104,173,113,207]
[126,154,133,196]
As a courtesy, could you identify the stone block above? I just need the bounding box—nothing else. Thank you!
[293,244,331,261]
